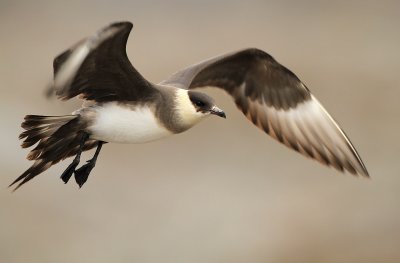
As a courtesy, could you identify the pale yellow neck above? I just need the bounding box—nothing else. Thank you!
[174,89,206,128]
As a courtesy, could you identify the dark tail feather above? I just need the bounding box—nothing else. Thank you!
[19,115,76,149]
[10,160,52,191]
[11,115,97,191]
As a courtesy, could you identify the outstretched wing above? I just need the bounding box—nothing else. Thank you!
[160,48,369,177]
[51,22,157,102]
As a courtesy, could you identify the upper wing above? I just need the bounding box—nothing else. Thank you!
[51,22,157,102]
[160,48,369,176]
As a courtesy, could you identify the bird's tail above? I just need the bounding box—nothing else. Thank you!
[10,115,97,191]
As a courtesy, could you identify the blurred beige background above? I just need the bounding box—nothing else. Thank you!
[1,0,399,262]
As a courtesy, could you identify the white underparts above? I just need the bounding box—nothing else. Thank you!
[88,102,172,143]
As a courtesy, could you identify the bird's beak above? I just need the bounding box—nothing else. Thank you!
[210,106,226,118]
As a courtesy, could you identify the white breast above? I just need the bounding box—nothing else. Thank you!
[88,102,172,143]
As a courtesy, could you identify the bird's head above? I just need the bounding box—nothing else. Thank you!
[175,89,226,129]
[188,91,226,118]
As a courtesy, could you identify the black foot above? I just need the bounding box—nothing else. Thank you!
[60,132,89,184]
[74,161,95,188]
[60,159,80,184]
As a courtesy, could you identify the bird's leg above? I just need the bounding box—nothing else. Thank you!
[60,132,89,184]
[74,141,103,188]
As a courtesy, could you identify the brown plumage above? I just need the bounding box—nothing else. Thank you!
[161,48,369,177]
[13,21,369,191]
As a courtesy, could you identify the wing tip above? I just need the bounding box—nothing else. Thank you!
[357,166,370,178]
[108,21,133,31]
[356,154,370,178]
[334,161,369,178]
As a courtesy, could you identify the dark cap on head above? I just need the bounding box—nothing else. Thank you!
[188,91,225,118]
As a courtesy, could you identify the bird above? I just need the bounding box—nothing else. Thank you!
[10,21,369,191]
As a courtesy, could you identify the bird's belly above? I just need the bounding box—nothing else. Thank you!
[88,103,172,144]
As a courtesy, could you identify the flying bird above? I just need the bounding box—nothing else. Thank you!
[11,21,369,191]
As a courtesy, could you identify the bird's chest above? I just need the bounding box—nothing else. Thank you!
[89,103,172,143]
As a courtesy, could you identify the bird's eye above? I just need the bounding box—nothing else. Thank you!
[195,100,205,107]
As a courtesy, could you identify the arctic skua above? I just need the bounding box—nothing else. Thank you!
[11,21,368,191]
